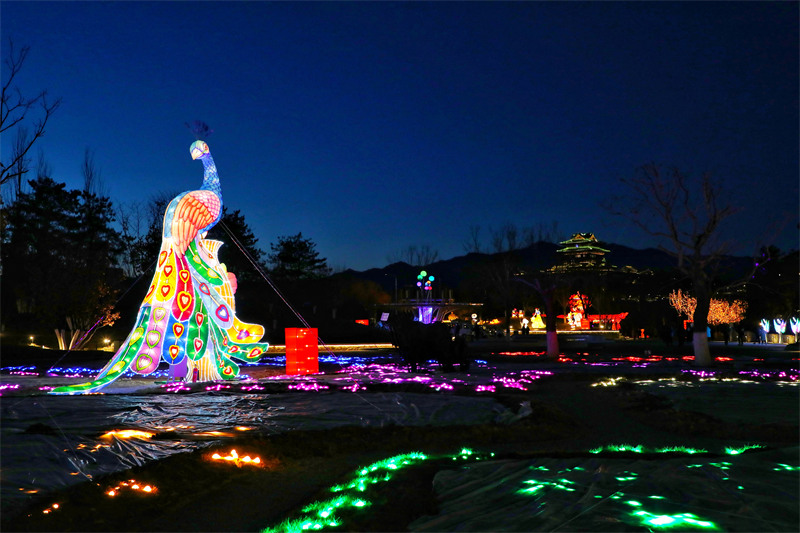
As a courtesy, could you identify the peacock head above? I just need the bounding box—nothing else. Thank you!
[190,140,210,160]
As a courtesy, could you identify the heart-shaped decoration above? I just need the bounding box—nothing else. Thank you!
[195,313,204,327]
[146,330,161,348]
[145,284,156,300]
[223,366,234,376]
[153,307,167,322]
[237,329,251,340]
[179,270,190,283]
[169,345,180,359]
[199,283,211,295]
[194,338,203,352]
[164,265,174,277]
[177,291,192,312]
[216,305,230,322]
[136,354,153,372]
[160,284,171,297]
[173,323,184,337]
[158,251,168,266]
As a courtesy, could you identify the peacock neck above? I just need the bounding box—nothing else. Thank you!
[200,155,223,203]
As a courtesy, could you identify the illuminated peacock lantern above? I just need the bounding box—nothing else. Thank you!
[51,135,268,394]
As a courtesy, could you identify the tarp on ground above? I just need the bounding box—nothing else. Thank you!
[0,390,513,516]
[410,447,800,532]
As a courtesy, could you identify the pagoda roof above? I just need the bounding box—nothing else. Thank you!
[557,233,610,253]
[559,232,599,245]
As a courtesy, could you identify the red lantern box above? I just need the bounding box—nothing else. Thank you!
[285,328,318,375]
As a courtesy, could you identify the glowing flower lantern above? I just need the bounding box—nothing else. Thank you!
[774,318,786,334]
[286,328,318,375]
[790,317,800,336]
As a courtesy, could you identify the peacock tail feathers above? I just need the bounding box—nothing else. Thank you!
[49,139,267,395]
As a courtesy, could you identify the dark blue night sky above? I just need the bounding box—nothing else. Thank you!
[3,1,797,270]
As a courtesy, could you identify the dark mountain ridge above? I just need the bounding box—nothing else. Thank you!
[339,240,755,295]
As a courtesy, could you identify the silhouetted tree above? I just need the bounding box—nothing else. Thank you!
[1,170,121,348]
[60,150,123,348]
[268,232,331,280]
[207,207,266,282]
[515,275,562,358]
[462,225,483,254]
[608,164,738,366]
[483,223,529,336]
[745,248,799,327]
[462,221,562,254]
[387,244,439,267]
[0,40,61,189]
[120,191,177,277]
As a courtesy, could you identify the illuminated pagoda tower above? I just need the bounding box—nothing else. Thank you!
[542,232,633,331]
[550,233,611,273]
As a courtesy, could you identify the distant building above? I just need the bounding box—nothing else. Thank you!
[549,233,611,272]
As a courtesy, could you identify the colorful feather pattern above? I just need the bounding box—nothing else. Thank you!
[50,142,267,395]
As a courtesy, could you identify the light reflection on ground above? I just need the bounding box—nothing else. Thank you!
[1,347,797,531]
[2,347,799,398]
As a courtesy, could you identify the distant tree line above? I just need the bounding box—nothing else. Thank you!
[0,164,346,348]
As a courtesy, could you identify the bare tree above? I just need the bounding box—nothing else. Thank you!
[490,223,518,253]
[1,40,61,188]
[522,221,562,247]
[117,201,146,278]
[387,244,439,267]
[483,223,526,336]
[463,224,482,253]
[608,164,738,366]
[464,221,561,254]
[516,276,562,359]
[81,148,108,197]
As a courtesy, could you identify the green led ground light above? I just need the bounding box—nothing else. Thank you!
[589,443,767,455]
[724,444,765,455]
[262,449,494,533]
[630,509,718,529]
[505,449,794,531]
[589,444,710,454]
[513,472,722,530]
[264,445,797,532]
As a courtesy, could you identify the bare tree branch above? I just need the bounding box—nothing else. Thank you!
[606,163,741,366]
[463,224,482,253]
[0,39,62,187]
